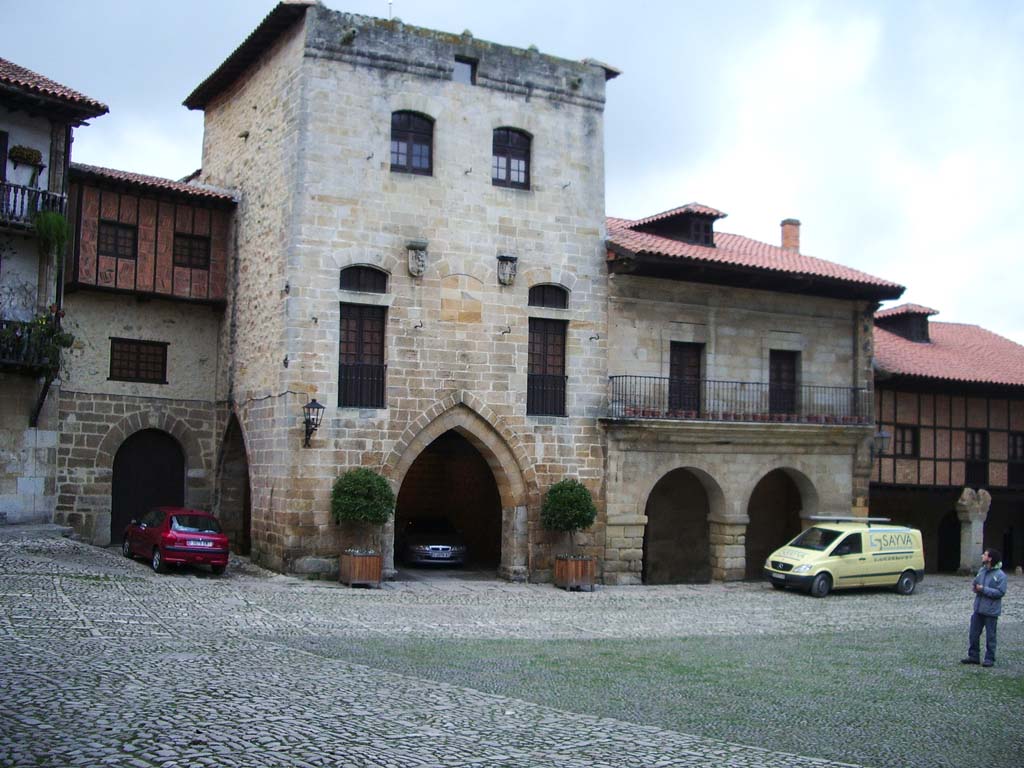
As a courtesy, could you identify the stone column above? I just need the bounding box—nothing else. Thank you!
[955,487,991,574]
[709,520,747,581]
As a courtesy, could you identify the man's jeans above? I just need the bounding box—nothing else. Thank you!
[968,611,998,663]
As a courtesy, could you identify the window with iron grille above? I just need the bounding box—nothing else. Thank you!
[1009,432,1024,486]
[528,284,568,309]
[109,338,167,384]
[173,233,211,269]
[390,111,433,175]
[492,128,531,189]
[965,430,988,486]
[98,221,138,260]
[339,303,386,408]
[339,266,387,293]
[527,318,566,416]
[894,426,919,457]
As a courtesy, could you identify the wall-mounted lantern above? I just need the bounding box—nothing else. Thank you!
[302,398,325,447]
[870,430,891,460]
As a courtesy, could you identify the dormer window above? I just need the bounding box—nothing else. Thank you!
[874,304,938,343]
[625,203,725,247]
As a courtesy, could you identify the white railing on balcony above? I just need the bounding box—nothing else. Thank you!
[0,182,66,227]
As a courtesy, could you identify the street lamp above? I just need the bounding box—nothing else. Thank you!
[302,398,325,447]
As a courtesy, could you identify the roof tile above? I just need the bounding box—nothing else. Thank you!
[876,303,939,319]
[0,57,107,117]
[70,163,237,203]
[874,322,1024,387]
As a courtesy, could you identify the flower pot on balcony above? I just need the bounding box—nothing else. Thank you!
[339,549,383,587]
[554,554,596,592]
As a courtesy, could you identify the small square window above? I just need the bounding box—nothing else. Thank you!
[894,426,919,457]
[109,338,168,384]
[173,234,211,269]
[453,57,477,85]
[98,221,138,260]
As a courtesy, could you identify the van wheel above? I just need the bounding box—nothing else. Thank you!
[895,570,916,595]
[151,548,167,574]
[810,573,832,598]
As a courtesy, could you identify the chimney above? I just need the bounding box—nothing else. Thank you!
[781,218,801,252]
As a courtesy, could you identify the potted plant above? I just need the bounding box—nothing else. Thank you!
[541,478,598,592]
[331,467,395,587]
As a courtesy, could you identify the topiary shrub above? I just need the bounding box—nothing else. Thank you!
[331,468,395,552]
[541,478,597,555]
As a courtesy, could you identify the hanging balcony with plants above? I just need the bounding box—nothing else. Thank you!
[2,144,66,229]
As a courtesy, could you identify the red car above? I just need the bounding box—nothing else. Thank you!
[122,507,229,575]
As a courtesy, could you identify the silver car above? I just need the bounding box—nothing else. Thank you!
[400,517,467,566]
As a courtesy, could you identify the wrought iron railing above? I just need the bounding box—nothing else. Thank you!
[528,373,567,416]
[0,182,66,227]
[0,319,49,370]
[608,375,872,424]
[338,363,387,408]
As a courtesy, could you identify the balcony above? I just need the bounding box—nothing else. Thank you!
[338,363,387,408]
[0,182,66,229]
[0,319,53,373]
[608,375,872,425]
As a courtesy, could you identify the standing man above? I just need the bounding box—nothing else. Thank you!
[961,548,1007,667]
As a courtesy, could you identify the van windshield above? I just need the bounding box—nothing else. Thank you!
[790,526,842,551]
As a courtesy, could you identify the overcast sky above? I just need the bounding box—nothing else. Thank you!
[6,0,1022,342]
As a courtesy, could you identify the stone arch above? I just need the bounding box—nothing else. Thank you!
[520,266,579,295]
[331,251,401,277]
[383,392,536,580]
[641,466,726,584]
[214,411,253,555]
[743,466,820,579]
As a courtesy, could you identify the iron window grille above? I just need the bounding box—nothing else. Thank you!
[528,284,568,309]
[339,266,388,293]
[98,221,138,260]
[109,338,168,384]
[339,303,386,408]
[173,233,211,269]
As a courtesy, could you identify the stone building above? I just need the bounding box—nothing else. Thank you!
[601,208,903,585]
[53,164,236,545]
[185,1,618,579]
[870,304,1024,572]
[1,58,107,525]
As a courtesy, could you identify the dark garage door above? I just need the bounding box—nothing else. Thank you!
[111,429,185,543]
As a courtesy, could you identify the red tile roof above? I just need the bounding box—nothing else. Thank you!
[0,58,108,118]
[876,303,939,319]
[607,215,904,299]
[874,321,1024,387]
[629,202,727,227]
[70,163,237,203]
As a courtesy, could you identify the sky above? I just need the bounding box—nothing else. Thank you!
[5,0,1023,342]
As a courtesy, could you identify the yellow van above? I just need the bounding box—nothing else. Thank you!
[763,517,925,597]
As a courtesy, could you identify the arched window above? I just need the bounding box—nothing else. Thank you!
[340,266,387,293]
[492,128,531,189]
[390,111,433,175]
[528,284,568,309]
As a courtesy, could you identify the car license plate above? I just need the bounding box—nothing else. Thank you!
[771,573,784,581]
[430,551,450,559]
[187,540,214,548]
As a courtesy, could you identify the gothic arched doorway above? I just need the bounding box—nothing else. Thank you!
[216,415,252,555]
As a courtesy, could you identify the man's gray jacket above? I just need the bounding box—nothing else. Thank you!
[973,563,1007,617]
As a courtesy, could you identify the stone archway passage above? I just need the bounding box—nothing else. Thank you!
[745,469,803,579]
[110,429,185,544]
[217,416,252,555]
[643,468,711,584]
[395,430,502,569]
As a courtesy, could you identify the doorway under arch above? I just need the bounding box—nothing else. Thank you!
[216,415,252,555]
[745,469,805,579]
[111,429,185,544]
[937,509,960,572]
[394,430,502,570]
[643,468,711,584]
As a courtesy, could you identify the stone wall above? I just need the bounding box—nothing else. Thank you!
[198,6,610,579]
[0,375,59,524]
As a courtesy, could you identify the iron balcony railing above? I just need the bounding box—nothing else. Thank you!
[527,373,567,416]
[0,182,66,228]
[338,363,387,408]
[608,375,872,425]
[0,319,50,371]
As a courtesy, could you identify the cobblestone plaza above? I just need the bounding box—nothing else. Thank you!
[1,532,1020,767]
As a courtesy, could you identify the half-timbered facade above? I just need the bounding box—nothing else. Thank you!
[870,304,1024,573]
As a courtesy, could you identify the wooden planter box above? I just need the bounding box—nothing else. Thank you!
[554,555,596,592]
[339,551,382,588]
